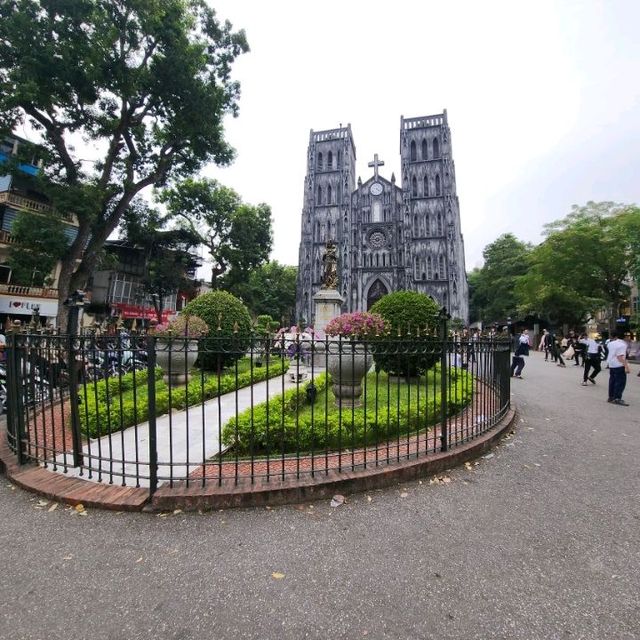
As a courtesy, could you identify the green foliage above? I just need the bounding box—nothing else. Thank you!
[254,315,279,334]
[121,200,200,322]
[160,178,273,289]
[0,0,248,324]
[80,358,289,438]
[516,202,640,330]
[369,291,441,376]
[468,233,533,324]
[222,261,298,323]
[7,210,69,286]
[222,367,473,455]
[182,291,253,369]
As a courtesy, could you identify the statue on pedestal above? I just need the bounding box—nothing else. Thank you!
[322,241,338,290]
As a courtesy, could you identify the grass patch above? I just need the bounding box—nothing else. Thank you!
[222,366,473,456]
[80,357,289,438]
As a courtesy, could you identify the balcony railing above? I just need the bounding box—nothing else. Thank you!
[0,191,76,224]
[0,283,58,299]
[0,229,17,245]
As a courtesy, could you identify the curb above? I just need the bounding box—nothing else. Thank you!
[1,407,517,512]
[148,408,517,511]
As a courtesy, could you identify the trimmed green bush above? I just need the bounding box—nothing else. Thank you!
[80,358,289,438]
[222,366,473,455]
[370,290,441,376]
[182,291,253,369]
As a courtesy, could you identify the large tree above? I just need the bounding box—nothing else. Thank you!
[516,202,640,331]
[0,0,248,328]
[121,202,200,323]
[468,233,532,324]
[160,178,272,289]
[221,261,297,324]
[7,210,70,287]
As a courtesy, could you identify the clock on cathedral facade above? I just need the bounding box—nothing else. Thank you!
[295,111,469,327]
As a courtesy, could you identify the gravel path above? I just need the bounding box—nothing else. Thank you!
[1,351,638,640]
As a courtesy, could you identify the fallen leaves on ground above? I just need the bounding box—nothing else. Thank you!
[429,475,452,485]
[271,572,285,580]
[48,503,58,512]
[400,492,408,498]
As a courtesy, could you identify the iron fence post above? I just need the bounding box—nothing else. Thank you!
[66,304,83,468]
[146,335,158,495]
[439,308,449,452]
[6,331,24,463]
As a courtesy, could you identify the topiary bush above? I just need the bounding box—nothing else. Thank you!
[182,291,253,370]
[369,290,441,376]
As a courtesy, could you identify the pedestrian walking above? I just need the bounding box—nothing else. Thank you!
[510,340,529,378]
[542,329,553,361]
[606,330,631,406]
[551,332,565,367]
[579,333,602,386]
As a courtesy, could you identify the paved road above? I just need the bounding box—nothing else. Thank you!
[1,352,638,640]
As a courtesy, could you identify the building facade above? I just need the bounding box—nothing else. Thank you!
[295,111,469,327]
[0,135,79,326]
[84,240,201,329]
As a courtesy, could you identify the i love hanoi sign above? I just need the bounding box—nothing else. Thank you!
[0,296,59,317]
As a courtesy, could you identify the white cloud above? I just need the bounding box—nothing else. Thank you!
[205,0,640,269]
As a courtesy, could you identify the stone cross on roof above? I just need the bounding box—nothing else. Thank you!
[368,153,384,180]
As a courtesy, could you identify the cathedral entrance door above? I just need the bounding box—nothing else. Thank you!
[366,279,389,310]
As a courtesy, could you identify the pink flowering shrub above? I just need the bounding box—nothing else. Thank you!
[152,314,209,339]
[325,312,388,339]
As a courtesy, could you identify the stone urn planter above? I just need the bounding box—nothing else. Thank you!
[155,338,198,387]
[326,341,372,408]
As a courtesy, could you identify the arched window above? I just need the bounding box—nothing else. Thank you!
[437,213,443,235]
[414,257,419,278]
[423,175,429,197]
[412,176,418,197]
[327,219,331,239]
[376,253,380,267]
[410,140,417,161]
[435,173,441,196]
[315,220,320,240]
[337,150,342,168]
[427,256,432,280]
[422,138,428,160]
[317,185,322,204]
[439,255,445,277]
[413,214,418,234]
[433,137,440,158]
[327,184,332,204]
[382,253,386,266]
[317,152,323,171]
[327,151,333,169]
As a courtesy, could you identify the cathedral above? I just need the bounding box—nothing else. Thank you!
[295,111,469,326]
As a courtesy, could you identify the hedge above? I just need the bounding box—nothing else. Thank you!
[222,366,473,455]
[80,358,289,438]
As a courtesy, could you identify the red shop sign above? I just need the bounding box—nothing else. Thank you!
[111,303,174,323]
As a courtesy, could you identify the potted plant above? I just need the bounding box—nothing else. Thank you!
[152,314,209,386]
[325,312,388,407]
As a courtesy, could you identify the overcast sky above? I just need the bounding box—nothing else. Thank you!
[202,0,639,270]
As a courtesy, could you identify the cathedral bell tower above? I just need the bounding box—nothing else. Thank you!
[295,125,356,326]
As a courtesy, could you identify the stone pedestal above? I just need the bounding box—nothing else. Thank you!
[313,288,343,332]
[312,288,343,370]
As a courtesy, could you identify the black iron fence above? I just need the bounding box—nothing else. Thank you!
[3,322,510,494]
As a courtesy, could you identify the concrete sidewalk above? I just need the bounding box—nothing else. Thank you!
[2,351,639,640]
[57,371,303,486]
